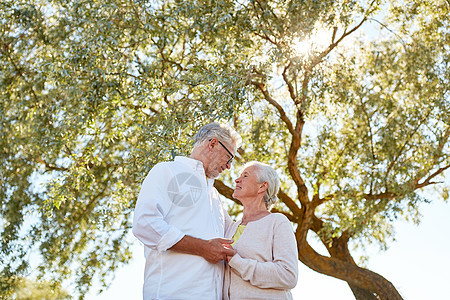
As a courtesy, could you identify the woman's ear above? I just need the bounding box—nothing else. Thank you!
[259,181,269,192]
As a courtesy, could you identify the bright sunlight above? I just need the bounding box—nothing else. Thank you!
[292,26,333,57]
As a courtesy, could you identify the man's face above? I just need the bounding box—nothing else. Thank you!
[205,139,236,179]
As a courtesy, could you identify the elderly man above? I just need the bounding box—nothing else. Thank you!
[133,123,242,299]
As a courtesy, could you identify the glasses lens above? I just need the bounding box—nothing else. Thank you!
[217,140,233,158]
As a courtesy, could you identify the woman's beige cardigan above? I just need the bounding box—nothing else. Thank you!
[223,213,298,299]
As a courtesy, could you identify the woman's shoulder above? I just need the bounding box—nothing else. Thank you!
[270,212,291,222]
[246,213,291,226]
[259,213,292,226]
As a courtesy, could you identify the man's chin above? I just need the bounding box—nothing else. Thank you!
[206,170,220,179]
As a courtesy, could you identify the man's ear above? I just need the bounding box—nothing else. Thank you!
[208,138,218,150]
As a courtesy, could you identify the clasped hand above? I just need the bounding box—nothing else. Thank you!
[202,238,236,264]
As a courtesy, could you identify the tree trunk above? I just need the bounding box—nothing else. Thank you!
[349,286,380,300]
[327,233,379,300]
[296,226,403,300]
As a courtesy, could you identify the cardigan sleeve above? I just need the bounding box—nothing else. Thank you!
[228,218,298,289]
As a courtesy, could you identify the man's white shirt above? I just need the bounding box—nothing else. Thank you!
[133,156,233,300]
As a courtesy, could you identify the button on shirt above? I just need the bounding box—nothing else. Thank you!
[132,156,233,300]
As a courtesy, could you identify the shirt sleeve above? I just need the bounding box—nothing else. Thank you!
[228,218,298,289]
[132,163,185,252]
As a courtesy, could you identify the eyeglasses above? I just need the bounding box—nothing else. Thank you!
[209,139,234,165]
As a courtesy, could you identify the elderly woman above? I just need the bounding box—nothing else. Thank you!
[223,161,298,299]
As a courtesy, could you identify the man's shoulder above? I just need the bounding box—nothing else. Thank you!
[147,158,195,177]
[152,160,176,168]
[150,157,186,169]
[148,161,173,172]
[143,161,178,180]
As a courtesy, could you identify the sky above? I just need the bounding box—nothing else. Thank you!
[85,191,450,300]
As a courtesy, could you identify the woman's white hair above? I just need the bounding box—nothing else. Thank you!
[243,161,280,209]
[193,122,242,149]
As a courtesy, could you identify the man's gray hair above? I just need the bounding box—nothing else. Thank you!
[243,161,280,209]
[193,122,242,150]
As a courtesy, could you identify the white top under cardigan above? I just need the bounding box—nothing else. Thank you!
[132,156,233,300]
[223,213,299,300]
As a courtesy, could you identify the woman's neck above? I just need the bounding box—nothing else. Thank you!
[241,198,270,225]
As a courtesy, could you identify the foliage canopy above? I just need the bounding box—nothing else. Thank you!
[1,0,449,298]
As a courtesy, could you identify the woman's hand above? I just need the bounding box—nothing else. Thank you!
[223,243,236,263]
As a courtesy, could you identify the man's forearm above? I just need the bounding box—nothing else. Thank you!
[169,235,236,264]
[169,235,206,256]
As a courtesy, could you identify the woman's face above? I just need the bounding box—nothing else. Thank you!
[232,166,261,201]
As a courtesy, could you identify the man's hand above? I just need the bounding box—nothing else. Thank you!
[170,236,236,264]
[201,238,237,264]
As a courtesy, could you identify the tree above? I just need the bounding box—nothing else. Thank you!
[1,0,448,299]
[8,277,70,300]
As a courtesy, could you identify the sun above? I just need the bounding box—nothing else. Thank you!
[292,28,332,57]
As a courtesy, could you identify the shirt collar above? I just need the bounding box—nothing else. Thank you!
[174,156,216,186]
[174,156,205,172]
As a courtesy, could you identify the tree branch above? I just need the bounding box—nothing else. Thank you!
[282,62,297,104]
[358,96,376,193]
[36,156,68,172]
[253,31,278,45]
[251,1,279,46]
[307,0,376,72]
[253,82,295,135]
[288,112,308,206]
[414,164,450,189]
[278,189,302,218]
[331,26,338,44]
[3,44,39,102]
[311,194,335,209]
[437,126,450,154]
[386,109,432,180]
